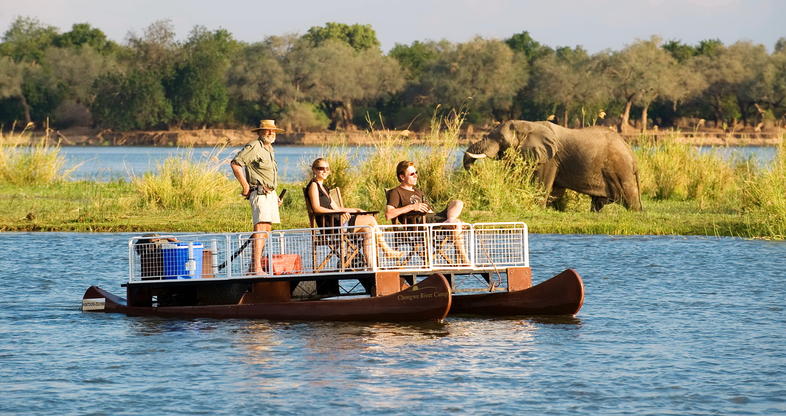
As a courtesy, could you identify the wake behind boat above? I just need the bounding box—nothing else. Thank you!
[82,222,584,321]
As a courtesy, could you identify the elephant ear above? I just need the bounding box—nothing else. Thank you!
[513,122,559,161]
[536,124,559,160]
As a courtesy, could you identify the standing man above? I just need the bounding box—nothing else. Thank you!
[231,119,284,274]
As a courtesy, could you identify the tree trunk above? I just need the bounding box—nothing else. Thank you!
[712,95,724,129]
[326,100,355,130]
[562,107,568,128]
[619,98,633,133]
[19,93,32,125]
[736,96,748,127]
[640,103,649,133]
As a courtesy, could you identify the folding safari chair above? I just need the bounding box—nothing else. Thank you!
[385,189,469,267]
[303,186,368,273]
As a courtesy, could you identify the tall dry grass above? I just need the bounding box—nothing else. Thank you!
[743,143,786,237]
[453,148,544,215]
[133,146,234,210]
[348,107,468,211]
[0,129,74,185]
[635,137,742,208]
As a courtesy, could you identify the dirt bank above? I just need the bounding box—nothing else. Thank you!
[9,127,784,147]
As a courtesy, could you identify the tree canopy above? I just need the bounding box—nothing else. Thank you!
[2,17,785,132]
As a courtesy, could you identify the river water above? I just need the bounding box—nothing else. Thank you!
[59,145,778,183]
[1,232,784,415]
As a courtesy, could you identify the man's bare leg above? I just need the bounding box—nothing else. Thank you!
[443,200,470,264]
[446,200,464,221]
[252,222,272,274]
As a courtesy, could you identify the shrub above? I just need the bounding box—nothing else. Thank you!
[282,102,330,132]
[0,131,73,185]
[132,146,234,210]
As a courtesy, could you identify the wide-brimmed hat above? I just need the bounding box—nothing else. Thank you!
[251,119,285,132]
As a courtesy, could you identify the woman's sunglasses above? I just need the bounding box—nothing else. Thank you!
[315,166,330,171]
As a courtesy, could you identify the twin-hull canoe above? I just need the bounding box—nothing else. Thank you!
[449,269,584,316]
[83,273,452,323]
[83,225,584,323]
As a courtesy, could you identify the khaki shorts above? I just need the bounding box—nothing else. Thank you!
[250,190,281,224]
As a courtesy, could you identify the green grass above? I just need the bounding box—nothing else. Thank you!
[1,120,784,239]
[0,180,771,237]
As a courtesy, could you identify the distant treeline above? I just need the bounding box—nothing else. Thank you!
[1,17,785,133]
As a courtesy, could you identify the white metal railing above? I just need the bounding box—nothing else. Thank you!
[127,222,528,283]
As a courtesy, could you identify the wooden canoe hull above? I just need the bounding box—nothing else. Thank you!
[83,273,452,322]
[449,269,584,316]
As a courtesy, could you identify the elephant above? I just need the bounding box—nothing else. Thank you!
[463,120,642,211]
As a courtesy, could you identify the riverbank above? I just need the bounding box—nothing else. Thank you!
[5,126,784,147]
[0,181,777,238]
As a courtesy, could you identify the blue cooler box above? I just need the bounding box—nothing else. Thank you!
[162,242,203,279]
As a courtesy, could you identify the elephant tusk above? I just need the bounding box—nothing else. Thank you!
[464,152,487,159]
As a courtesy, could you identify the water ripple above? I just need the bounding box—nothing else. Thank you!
[0,233,785,415]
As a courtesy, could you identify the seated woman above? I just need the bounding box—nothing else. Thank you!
[306,158,403,261]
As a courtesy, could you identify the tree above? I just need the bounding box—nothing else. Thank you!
[286,39,403,129]
[662,40,696,63]
[35,45,119,126]
[530,46,607,127]
[226,39,294,125]
[0,17,60,123]
[420,37,527,122]
[303,22,380,52]
[696,39,723,57]
[92,70,173,130]
[771,45,786,122]
[693,41,772,128]
[0,17,58,62]
[505,31,552,64]
[126,20,180,75]
[166,27,239,128]
[775,37,786,54]
[0,56,27,121]
[54,23,118,54]
[605,36,682,131]
[43,46,118,104]
[390,40,443,81]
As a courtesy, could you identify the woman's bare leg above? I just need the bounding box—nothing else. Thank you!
[354,215,402,258]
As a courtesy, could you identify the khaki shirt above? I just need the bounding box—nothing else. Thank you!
[232,139,278,190]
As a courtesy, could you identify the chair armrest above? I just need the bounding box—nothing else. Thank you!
[349,211,379,216]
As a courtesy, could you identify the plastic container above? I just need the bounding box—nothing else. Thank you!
[162,242,204,279]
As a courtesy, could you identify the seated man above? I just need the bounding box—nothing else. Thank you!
[385,160,470,264]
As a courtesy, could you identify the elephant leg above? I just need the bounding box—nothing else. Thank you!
[591,196,610,212]
[538,162,559,208]
[549,186,567,210]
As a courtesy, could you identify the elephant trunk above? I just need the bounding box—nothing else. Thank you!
[463,139,501,169]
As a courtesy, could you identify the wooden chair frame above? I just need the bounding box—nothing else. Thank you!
[304,186,374,272]
[385,189,466,266]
